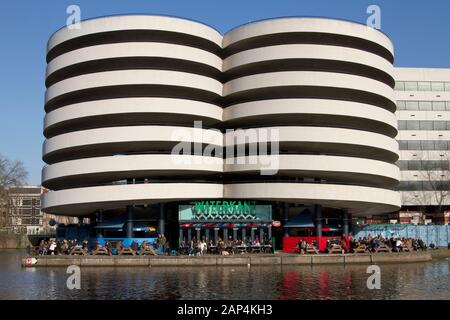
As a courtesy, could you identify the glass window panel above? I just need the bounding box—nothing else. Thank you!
[419,101,432,111]
[408,161,421,170]
[397,182,407,190]
[446,101,450,111]
[445,82,450,92]
[395,82,405,91]
[418,81,431,91]
[420,121,433,130]
[396,101,406,110]
[432,101,446,111]
[435,140,448,150]
[405,181,421,191]
[404,82,418,91]
[446,122,450,130]
[405,101,419,110]
[398,121,407,130]
[408,141,421,150]
[421,161,433,170]
[431,82,445,91]
[407,121,420,130]
[433,121,446,130]
[430,161,448,170]
[396,161,406,170]
[398,141,408,150]
[421,141,435,150]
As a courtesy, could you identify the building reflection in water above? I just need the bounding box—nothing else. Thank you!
[1,251,449,300]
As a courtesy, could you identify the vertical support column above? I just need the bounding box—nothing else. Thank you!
[196,229,201,241]
[251,228,255,242]
[315,204,323,237]
[179,228,183,245]
[214,229,218,242]
[205,229,210,242]
[187,228,192,242]
[223,228,228,242]
[343,209,350,237]
[159,203,165,236]
[126,205,134,238]
[268,225,272,240]
[260,228,265,243]
[233,228,237,240]
[126,178,134,239]
[96,210,103,238]
[284,203,289,237]
[242,228,246,242]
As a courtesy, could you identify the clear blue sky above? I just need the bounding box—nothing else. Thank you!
[1,0,450,185]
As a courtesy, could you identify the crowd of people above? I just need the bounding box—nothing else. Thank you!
[178,237,273,256]
[30,234,171,256]
[29,233,437,256]
[350,235,431,252]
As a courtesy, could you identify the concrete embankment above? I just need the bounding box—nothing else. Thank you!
[429,248,450,259]
[0,233,30,249]
[22,252,434,267]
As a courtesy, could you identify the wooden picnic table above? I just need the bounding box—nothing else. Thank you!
[305,245,319,254]
[251,245,261,253]
[234,245,247,254]
[207,245,218,254]
[402,245,413,252]
[92,247,110,255]
[119,247,136,256]
[139,247,157,256]
[69,246,87,256]
[328,245,344,254]
[353,244,369,253]
[375,244,391,253]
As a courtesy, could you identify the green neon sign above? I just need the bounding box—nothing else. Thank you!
[194,200,256,215]
[179,201,272,221]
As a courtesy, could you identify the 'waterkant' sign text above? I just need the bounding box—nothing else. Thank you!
[195,200,256,215]
[178,201,272,221]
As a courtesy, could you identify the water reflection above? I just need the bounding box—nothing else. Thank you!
[0,250,448,300]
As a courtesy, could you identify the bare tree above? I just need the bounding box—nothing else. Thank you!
[0,154,28,227]
[400,152,450,216]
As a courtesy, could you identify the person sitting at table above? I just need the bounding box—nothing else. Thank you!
[103,240,111,254]
[139,240,148,252]
[207,239,216,254]
[266,239,273,253]
[188,239,195,256]
[178,240,187,255]
[131,240,139,252]
[298,239,307,254]
[200,240,207,255]
[217,237,225,255]
[116,240,123,253]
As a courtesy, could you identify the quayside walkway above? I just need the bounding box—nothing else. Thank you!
[22,251,433,267]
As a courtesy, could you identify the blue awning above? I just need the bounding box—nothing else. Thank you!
[94,219,124,229]
[285,209,340,231]
[94,220,156,232]
[285,209,315,228]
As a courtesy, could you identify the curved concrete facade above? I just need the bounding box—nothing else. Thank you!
[42,15,401,217]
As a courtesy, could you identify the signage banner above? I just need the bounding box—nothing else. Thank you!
[179,200,272,222]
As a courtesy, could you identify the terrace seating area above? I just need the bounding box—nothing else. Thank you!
[178,238,274,256]
[29,238,165,256]
[28,234,431,257]
[350,235,429,253]
[291,235,431,255]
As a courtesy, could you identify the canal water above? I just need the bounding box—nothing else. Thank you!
[0,250,448,300]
